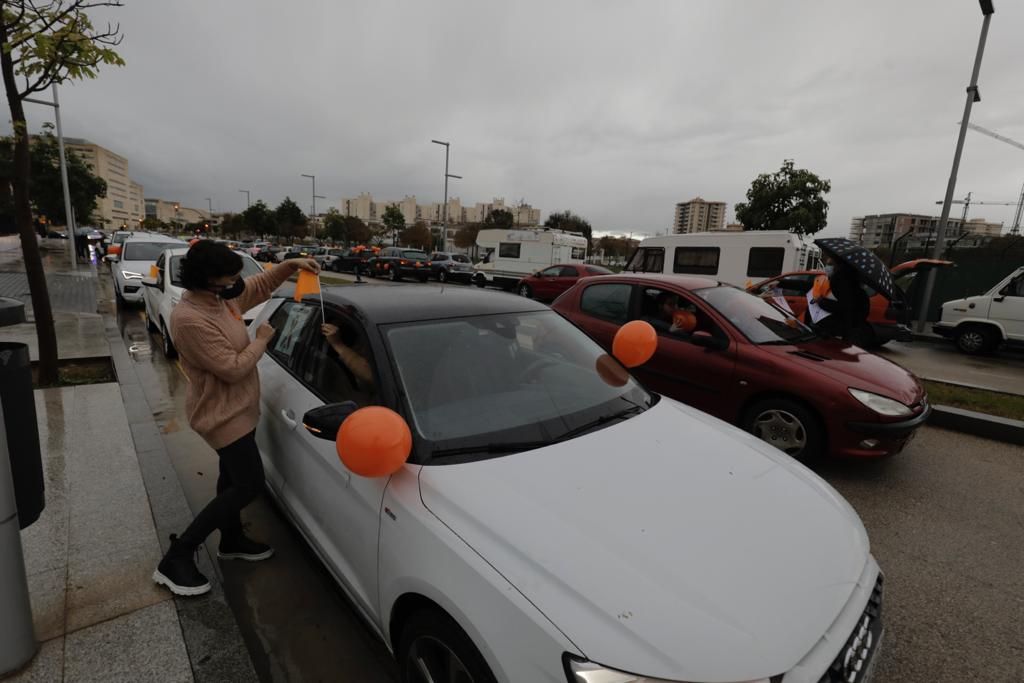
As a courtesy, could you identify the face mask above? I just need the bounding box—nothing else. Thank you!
[214,278,246,300]
[824,265,835,277]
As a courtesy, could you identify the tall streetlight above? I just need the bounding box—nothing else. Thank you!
[24,84,77,269]
[239,189,251,209]
[918,0,995,331]
[300,173,326,239]
[431,140,462,252]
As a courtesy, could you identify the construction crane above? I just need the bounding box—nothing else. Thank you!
[962,122,1024,234]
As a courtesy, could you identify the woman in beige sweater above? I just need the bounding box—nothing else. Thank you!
[152,240,319,596]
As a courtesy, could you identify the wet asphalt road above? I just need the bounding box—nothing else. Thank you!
[100,269,1024,683]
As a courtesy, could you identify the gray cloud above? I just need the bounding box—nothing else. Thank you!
[17,0,1024,236]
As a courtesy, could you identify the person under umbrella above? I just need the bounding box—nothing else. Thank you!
[811,238,900,346]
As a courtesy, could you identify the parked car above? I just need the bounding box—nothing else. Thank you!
[105,230,134,257]
[428,251,474,283]
[45,230,68,239]
[251,284,885,683]
[473,228,587,290]
[553,273,929,460]
[108,234,186,305]
[307,246,331,266]
[934,265,1024,354]
[517,263,612,302]
[747,259,954,347]
[327,247,375,273]
[253,247,279,264]
[142,247,269,357]
[371,247,431,282]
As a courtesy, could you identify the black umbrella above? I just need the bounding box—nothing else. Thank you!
[814,237,900,301]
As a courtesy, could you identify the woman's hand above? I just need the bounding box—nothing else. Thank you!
[289,258,321,274]
[321,323,340,341]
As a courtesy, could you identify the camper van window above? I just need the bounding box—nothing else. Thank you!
[746,247,786,278]
[571,247,586,260]
[626,247,664,273]
[580,283,632,324]
[673,247,720,275]
[498,243,521,259]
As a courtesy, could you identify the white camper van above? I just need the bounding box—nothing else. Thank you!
[473,228,588,290]
[624,230,821,287]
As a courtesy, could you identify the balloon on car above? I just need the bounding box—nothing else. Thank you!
[336,407,412,477]
[612,320,657,368]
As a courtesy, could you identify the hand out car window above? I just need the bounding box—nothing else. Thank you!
[636,287,724,339]
[303,313,379,407]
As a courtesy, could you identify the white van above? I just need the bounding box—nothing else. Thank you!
[473,228,588,290]
[625,230,821,287]
[933,266,1024,354]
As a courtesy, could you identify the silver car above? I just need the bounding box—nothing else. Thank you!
[430,251,474,283]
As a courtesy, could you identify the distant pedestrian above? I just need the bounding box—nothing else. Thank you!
[811,254,870,345]
[152,240,320,596]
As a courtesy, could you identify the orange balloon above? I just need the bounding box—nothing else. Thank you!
[595,354,629,387]
[673,310,697,333]
[336,407,412,477]
[612,320,657,368]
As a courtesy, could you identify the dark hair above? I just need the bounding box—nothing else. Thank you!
[655,291,676,307]
[179,241,244,291]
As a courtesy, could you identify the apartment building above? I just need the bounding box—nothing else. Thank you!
[144,198,210,226]
[341,193,541,226]
[850,213,1004,249]
[673,197,727,234]
[62,137,145,228]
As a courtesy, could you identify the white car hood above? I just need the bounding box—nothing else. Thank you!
[419,399,869,682]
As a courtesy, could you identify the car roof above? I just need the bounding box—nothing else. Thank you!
[592,273,722,290]
[124,233,186,244]
[313,284,549,325]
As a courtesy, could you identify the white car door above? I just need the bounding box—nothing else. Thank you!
[259,301,388,623]
[143,251,166,324]
[989,270,1024,341]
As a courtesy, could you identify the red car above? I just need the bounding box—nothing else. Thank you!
[747,259,954,347]
[516,263,612,302]
[552,273,930,460]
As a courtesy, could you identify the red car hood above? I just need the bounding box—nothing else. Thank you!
[760,340,923,406]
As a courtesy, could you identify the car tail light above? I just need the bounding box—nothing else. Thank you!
[400,259,408,265]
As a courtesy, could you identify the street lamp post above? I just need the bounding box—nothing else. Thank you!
[301,174,326,240]
[24,84,77,269]
[431,140,462,252]
[239,189,251,209]
[917,0,995,331]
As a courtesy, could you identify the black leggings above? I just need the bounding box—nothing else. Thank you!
[180,431,265,547]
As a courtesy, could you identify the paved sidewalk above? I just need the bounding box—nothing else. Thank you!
[878,341,1024,397]
[4,234,256,682]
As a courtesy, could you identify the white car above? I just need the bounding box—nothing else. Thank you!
[109,234,186,305]
[934,266,1024,354]
[142,246,269,358]
[251,286,884,683]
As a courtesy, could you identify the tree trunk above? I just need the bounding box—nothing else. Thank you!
[1,22,60,386]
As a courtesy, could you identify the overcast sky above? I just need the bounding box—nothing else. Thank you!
[14,0,1024,237]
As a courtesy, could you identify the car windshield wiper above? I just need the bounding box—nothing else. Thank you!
[428,404,648,461]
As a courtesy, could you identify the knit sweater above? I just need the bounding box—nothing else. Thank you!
[170,264,294,449]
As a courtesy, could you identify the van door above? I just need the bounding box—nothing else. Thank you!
[990,270,1024,341]
[624,247,665,274]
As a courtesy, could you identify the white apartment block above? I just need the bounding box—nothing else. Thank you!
[850,213,1003,249]
[340,193,541,227]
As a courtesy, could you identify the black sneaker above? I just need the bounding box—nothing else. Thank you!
[218,532,274,561]
[152,534,212,597]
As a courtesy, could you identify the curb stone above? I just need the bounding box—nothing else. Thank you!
[928,404,1024,446]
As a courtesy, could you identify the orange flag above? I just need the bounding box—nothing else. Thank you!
[149,265,158,278]
[293,269,321,302]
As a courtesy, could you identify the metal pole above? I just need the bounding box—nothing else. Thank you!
[239,189,250,209]
[442,145,449,252]
[917,9,993,331]
[51,85,77,270]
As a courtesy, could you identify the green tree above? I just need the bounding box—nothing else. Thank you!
[323,208,344,243]
[1,0,125,385]
[453,223,481,249]
[0,123,106,225]
[274,196,307,241]
[734,159,832,235]
[484,208,515,230]
[400,220,432,250]
[545,210,592,247]
[219,212,245,238]
[381,204,406,246]
[344,215,371,245]
[241,199,274,237]
[140,216,164,232]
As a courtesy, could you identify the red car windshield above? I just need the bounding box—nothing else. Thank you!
[695,286,817,345]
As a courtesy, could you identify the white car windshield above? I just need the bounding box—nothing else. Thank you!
[122,242,171,261]
[694,285,817,345]
[170,254,263,287]
[385,310,651,461]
